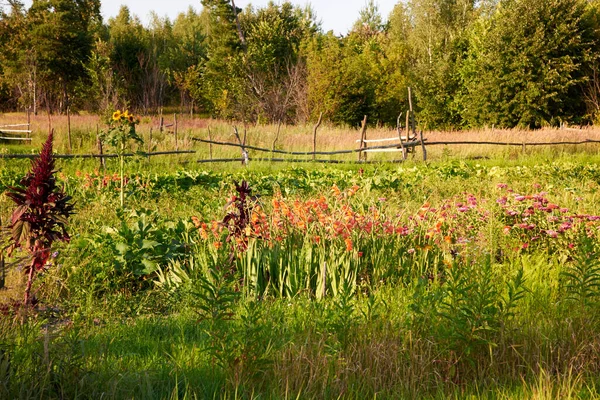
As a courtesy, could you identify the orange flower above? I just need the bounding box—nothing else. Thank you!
[332,184,341,196]
[199,223,209,240]
[345,237,353,252]
[213,241,222,249]
[191,216,202,229]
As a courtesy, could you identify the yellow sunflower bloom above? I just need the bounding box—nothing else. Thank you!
[128,115,134,123]
[112,110,121,121]
[122,110,130,119]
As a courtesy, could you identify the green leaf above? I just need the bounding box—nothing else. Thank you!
[142,239,160,250]
[141,259,158,274]
[115,242,129,254]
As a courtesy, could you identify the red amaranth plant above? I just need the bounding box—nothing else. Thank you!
[222,180,254,253]
[5,132,74,306]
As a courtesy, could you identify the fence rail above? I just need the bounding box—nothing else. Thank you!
[0,117,32,141]
[1,138,600,162]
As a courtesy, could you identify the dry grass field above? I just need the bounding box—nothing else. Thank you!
[3,112,600,161]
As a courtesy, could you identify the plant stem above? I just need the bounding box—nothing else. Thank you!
[24,260,35,306]
[120,141,124,208]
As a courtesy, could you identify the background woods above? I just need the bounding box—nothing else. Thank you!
[2,0,600,129]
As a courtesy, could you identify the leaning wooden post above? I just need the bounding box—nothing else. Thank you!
[96,124,105,171]
[207,126,214,160]
[419,130,427,161]
[358,115,368,161]
[159,116,164,133]
[26,108,31,138]
[272,120,282,155]
[397,112,406,160]
[67,106,72,153]
[234,126,249,166]
[174,113,178,151]
[313,112,322,161]
[408,87,416,138]
[148,128,153,162]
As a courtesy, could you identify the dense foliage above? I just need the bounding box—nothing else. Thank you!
[2,0,600,128]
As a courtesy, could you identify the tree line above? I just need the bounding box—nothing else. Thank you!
[1,0,600,129]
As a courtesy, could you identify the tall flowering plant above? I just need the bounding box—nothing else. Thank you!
[5,132,74,306]
[100,110,143,207]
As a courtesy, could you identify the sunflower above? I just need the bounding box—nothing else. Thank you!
[122,110,130,120]
[128,115,134,123]
[112,110,121,121]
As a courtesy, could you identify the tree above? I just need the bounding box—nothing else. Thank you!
[460,0,598,128]
[404,0,478,129]
[28,0,101,112]
[198,0,243,118]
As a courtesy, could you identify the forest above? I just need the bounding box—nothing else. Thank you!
[1,0,600,129]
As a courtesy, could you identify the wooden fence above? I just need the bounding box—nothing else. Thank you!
[0,111,32,142]
[2,137,600,164]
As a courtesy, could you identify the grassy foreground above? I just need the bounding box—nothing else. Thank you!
[2,125,600,397]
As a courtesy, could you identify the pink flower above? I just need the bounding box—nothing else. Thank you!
[515,195,526,202]
[545,230,558,238]
[457,206,469,212]
[496,197,507,205]
[497,183,508,189]
[559,222,572,231]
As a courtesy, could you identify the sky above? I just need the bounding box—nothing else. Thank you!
[97,0,398,36]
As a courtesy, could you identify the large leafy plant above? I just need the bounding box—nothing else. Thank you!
[4,132,74,306]
[100,109,143,207]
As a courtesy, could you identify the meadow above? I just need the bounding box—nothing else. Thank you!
[2,113,600,398]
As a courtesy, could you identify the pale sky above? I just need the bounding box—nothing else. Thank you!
[21,0,399,36]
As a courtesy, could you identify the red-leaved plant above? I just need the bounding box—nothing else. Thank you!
[5,132,74,306]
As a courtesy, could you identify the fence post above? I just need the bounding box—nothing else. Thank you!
[27,108,31,138]
[419,130,427,161]
[272,120,282,160]
[313,112,322,161]
[207,126,213,160]
[97,125,105,171]
[397,112,406,160]
[358,115,368,161]
[67,106,72,153]
[174,113,178,151]
[148,128,153,162]
[233,126,248,166]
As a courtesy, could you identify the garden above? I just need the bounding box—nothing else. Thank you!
[2,120,600,399]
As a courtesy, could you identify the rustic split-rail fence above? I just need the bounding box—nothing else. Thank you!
[3,90,600,164]
[0,109,32,143]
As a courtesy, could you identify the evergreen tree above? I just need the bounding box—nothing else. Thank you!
[460,0,597,128]
[28,0,101,112]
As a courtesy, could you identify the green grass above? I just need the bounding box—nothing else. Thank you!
[3,146,600,398]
